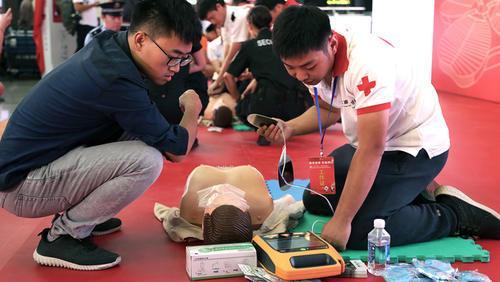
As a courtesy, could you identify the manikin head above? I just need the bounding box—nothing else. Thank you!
[198,184,253,244]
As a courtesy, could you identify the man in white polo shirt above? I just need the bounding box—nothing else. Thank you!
[259,6,499,250]
[196,0,251,95]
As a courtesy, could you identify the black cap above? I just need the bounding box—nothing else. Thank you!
[100,0,124,16]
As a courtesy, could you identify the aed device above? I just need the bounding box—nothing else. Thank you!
[251,232,345,280]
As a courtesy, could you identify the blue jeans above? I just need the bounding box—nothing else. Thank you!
[0,140,163,239]
[303,144,456,249]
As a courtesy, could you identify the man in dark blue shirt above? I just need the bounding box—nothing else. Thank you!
[0,0,201,270]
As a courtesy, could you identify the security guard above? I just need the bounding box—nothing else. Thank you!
[84,0,125,45]
[224,6,313,136]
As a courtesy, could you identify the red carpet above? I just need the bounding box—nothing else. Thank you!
[0,91,498,281]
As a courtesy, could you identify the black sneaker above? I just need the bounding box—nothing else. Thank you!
[435,186,500,239]
[92,218,122,236]
[33,229,121,270]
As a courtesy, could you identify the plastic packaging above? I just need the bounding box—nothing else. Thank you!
[412,258,456,281]
[367,219,391,276]
[456,270,492,282]
[383,263,432,282]
[383,260,492,282]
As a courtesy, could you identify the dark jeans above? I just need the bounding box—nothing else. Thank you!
[236,80,313,123]
[303,144,456,249]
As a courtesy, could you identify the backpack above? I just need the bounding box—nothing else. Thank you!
[55,0,81,35]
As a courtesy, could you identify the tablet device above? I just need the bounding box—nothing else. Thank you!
[247,114,278,128]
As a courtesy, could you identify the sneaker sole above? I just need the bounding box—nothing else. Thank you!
[435,186,500,219]
[33,250,121,271]
[91,225,121,236]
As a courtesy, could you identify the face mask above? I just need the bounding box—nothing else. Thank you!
[197,183,250,215]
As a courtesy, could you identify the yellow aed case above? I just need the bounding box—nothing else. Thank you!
[251,232,345,280]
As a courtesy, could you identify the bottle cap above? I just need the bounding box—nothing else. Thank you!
[374,219,385,228]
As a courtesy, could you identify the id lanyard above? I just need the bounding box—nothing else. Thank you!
[313,77,338,157]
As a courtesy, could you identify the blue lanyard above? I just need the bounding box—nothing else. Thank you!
[313,77,338,156]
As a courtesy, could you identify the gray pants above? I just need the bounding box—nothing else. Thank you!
[0,140,163,239]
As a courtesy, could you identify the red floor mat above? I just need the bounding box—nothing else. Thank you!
[0,92,498,281]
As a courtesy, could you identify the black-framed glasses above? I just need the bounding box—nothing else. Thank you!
[144,33,193,67]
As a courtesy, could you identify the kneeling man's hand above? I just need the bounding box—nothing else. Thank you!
[321,215,351,251]
[256,119,292,145]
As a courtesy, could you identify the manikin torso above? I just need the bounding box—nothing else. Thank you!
[180,165,274,228]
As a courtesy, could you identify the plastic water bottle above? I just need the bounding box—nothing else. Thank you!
[367,219,390,276]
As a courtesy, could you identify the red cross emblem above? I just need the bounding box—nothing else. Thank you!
[357,76,376,96]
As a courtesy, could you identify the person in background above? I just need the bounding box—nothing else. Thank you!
[73,0,99,51]
[0,8,12,102]
[84,0,124,45]
[196,0,251,95]
[224,6,312,145]
[202,23,224,80]
[255,0,285,24]
[0,0,201,270]
[259,5,500,250]
[18,0,34,30]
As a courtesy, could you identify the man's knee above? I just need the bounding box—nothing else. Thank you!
[302,190,336,216]
[134,143,164,181]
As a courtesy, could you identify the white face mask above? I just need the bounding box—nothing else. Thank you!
[197,183,250,215]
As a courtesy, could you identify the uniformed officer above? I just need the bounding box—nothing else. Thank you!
[224,5,313,144]
[84,0,124,45]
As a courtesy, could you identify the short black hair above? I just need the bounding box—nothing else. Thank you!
[196,0,225,20]
[205,23,216,34]
[272,5,332,59]
[129,0,199,44]
[255,0,285,11]
[247,5,272,30]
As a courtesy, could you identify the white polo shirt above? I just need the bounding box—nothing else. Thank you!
[221,5,250,44]
[73,0,98,27]
[311,32,450,158]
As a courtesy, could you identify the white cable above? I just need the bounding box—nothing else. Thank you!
[277,123,335,216]
[311,220,328,235]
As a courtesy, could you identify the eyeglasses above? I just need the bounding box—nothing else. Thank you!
[144,33,193,67]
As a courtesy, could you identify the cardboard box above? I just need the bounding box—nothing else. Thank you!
[186,243,257,280]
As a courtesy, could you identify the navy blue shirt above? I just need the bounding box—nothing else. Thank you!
[227,28,302,91]
[0,30,188,190]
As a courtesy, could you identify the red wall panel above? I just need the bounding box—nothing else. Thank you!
[432,0,500,103]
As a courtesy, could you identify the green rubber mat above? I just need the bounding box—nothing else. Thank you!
[232,123,253,131]
[291,212,490,263]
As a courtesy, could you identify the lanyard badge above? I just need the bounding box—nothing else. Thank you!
[309,79,337,195]
[309,156,335,194]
